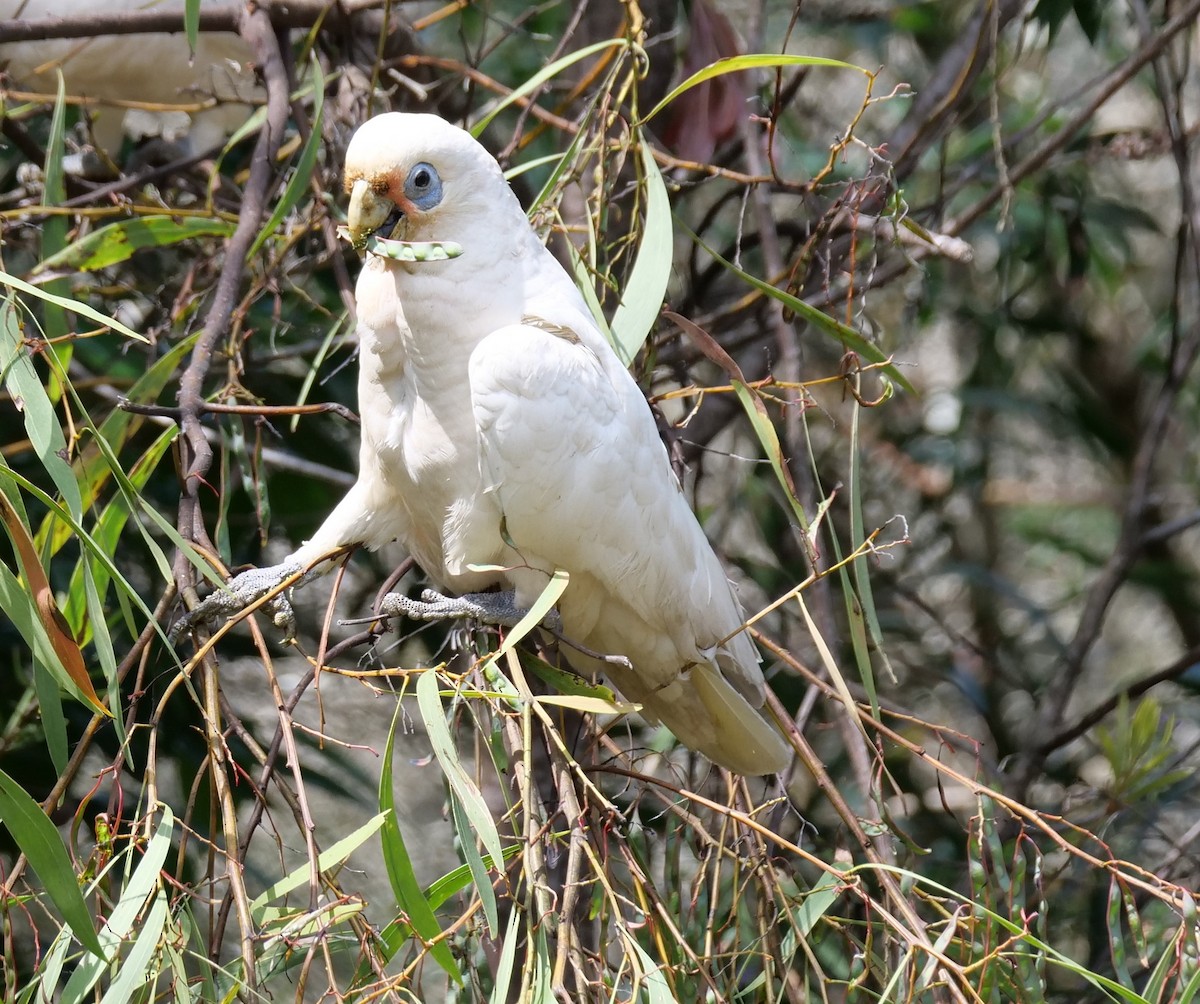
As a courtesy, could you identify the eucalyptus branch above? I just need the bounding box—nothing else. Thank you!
[0,0,387,43]
[173,6,291,589]
[120,398,360,425]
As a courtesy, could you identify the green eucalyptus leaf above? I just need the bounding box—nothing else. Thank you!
[0,769,106,960]
[35,216,235,274]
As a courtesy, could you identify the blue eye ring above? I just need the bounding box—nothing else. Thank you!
[404,161,443,211]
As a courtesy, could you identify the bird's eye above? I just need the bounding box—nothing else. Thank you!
[404,162,443,210]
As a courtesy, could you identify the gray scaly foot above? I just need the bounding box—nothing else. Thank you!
[343,588,562,632]
[170,561,317,641]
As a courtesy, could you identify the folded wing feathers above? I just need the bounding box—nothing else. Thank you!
[335,113,792,774]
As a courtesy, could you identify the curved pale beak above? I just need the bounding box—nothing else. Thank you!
[346,179,397,250]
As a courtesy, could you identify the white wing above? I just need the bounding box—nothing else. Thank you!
[466,321,790,774]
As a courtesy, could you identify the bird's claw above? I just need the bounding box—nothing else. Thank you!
[170,561,308,642]
[342,588,562,632]
[382,588,524,626]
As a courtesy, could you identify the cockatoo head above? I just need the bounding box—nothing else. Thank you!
[342,112,517,254]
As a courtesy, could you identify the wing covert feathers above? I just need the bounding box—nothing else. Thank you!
[470,323,790,774]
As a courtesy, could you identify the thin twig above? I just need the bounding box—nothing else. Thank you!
[1036,645,1200,757]
[173,6,292,588]
[0,0,388,43]
[120,398,360,425]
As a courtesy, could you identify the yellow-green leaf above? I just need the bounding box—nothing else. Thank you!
[0,768,106,960]
[34,216,235,274]
[378,702,461,984]
[684,228,913,392]
[609,136,672,365]
[641,53,870,124]
[0,273,146,342]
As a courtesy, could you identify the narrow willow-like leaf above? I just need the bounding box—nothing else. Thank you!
[0,273,146,342]
[470,38,627,137]
[981,799,1010,896]
[565,230,613,343]
[792,872,842,936]
[35,216,234,273]
[62,427,177,638]
[505,151,567,183]
[230,407,271,544]
[1,298,83,518]
[378,702,462,984]
[291,310,348,432]
[1142,938,1178,1002]
[32,340,223,594]
[40,72,69,344]
[609,136,672,365]
[527,928,554,1002]
[528,88,602,213]
[422,843,524,912]
[184,0,200,54]
[478,568,569,678]
[48,335,195,556]
[0,769,106,959]
[535,693,635,714]
[10,326,152,710]
[60,806,174,1004]
[732,378,813,534]
[797,590,869,742]
[832,399,883,717]
[627,936,675,1002]
[33,658,68,773]
[176,906,220,1003]
[250,811,389,915]
[667,310,816,540]
[1107,879,1135,989]
[0,483,106,714]
[161,913,199,1004]
[415,671,507,879]
[519,650,629,706]
[1,469,173,658]
[488,908,521,1004]
[450,791,498,937]
[1178,964,1200,1004]
[0,553,102,714]
[22,927,72,1003]
[248,57,325,260]
[96,889,168,1004]
[82,564,123,728]
[1011,845,1030,932]
[641,53,870,124]
[918,908,963,990]
[684,227,913,391]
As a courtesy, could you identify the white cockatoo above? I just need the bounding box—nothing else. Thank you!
[186,112,791,775]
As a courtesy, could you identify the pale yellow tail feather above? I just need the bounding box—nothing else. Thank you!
[643,665,792,775]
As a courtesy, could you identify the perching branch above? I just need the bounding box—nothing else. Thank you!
[169,10,291,988]
[172,6,292,589]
